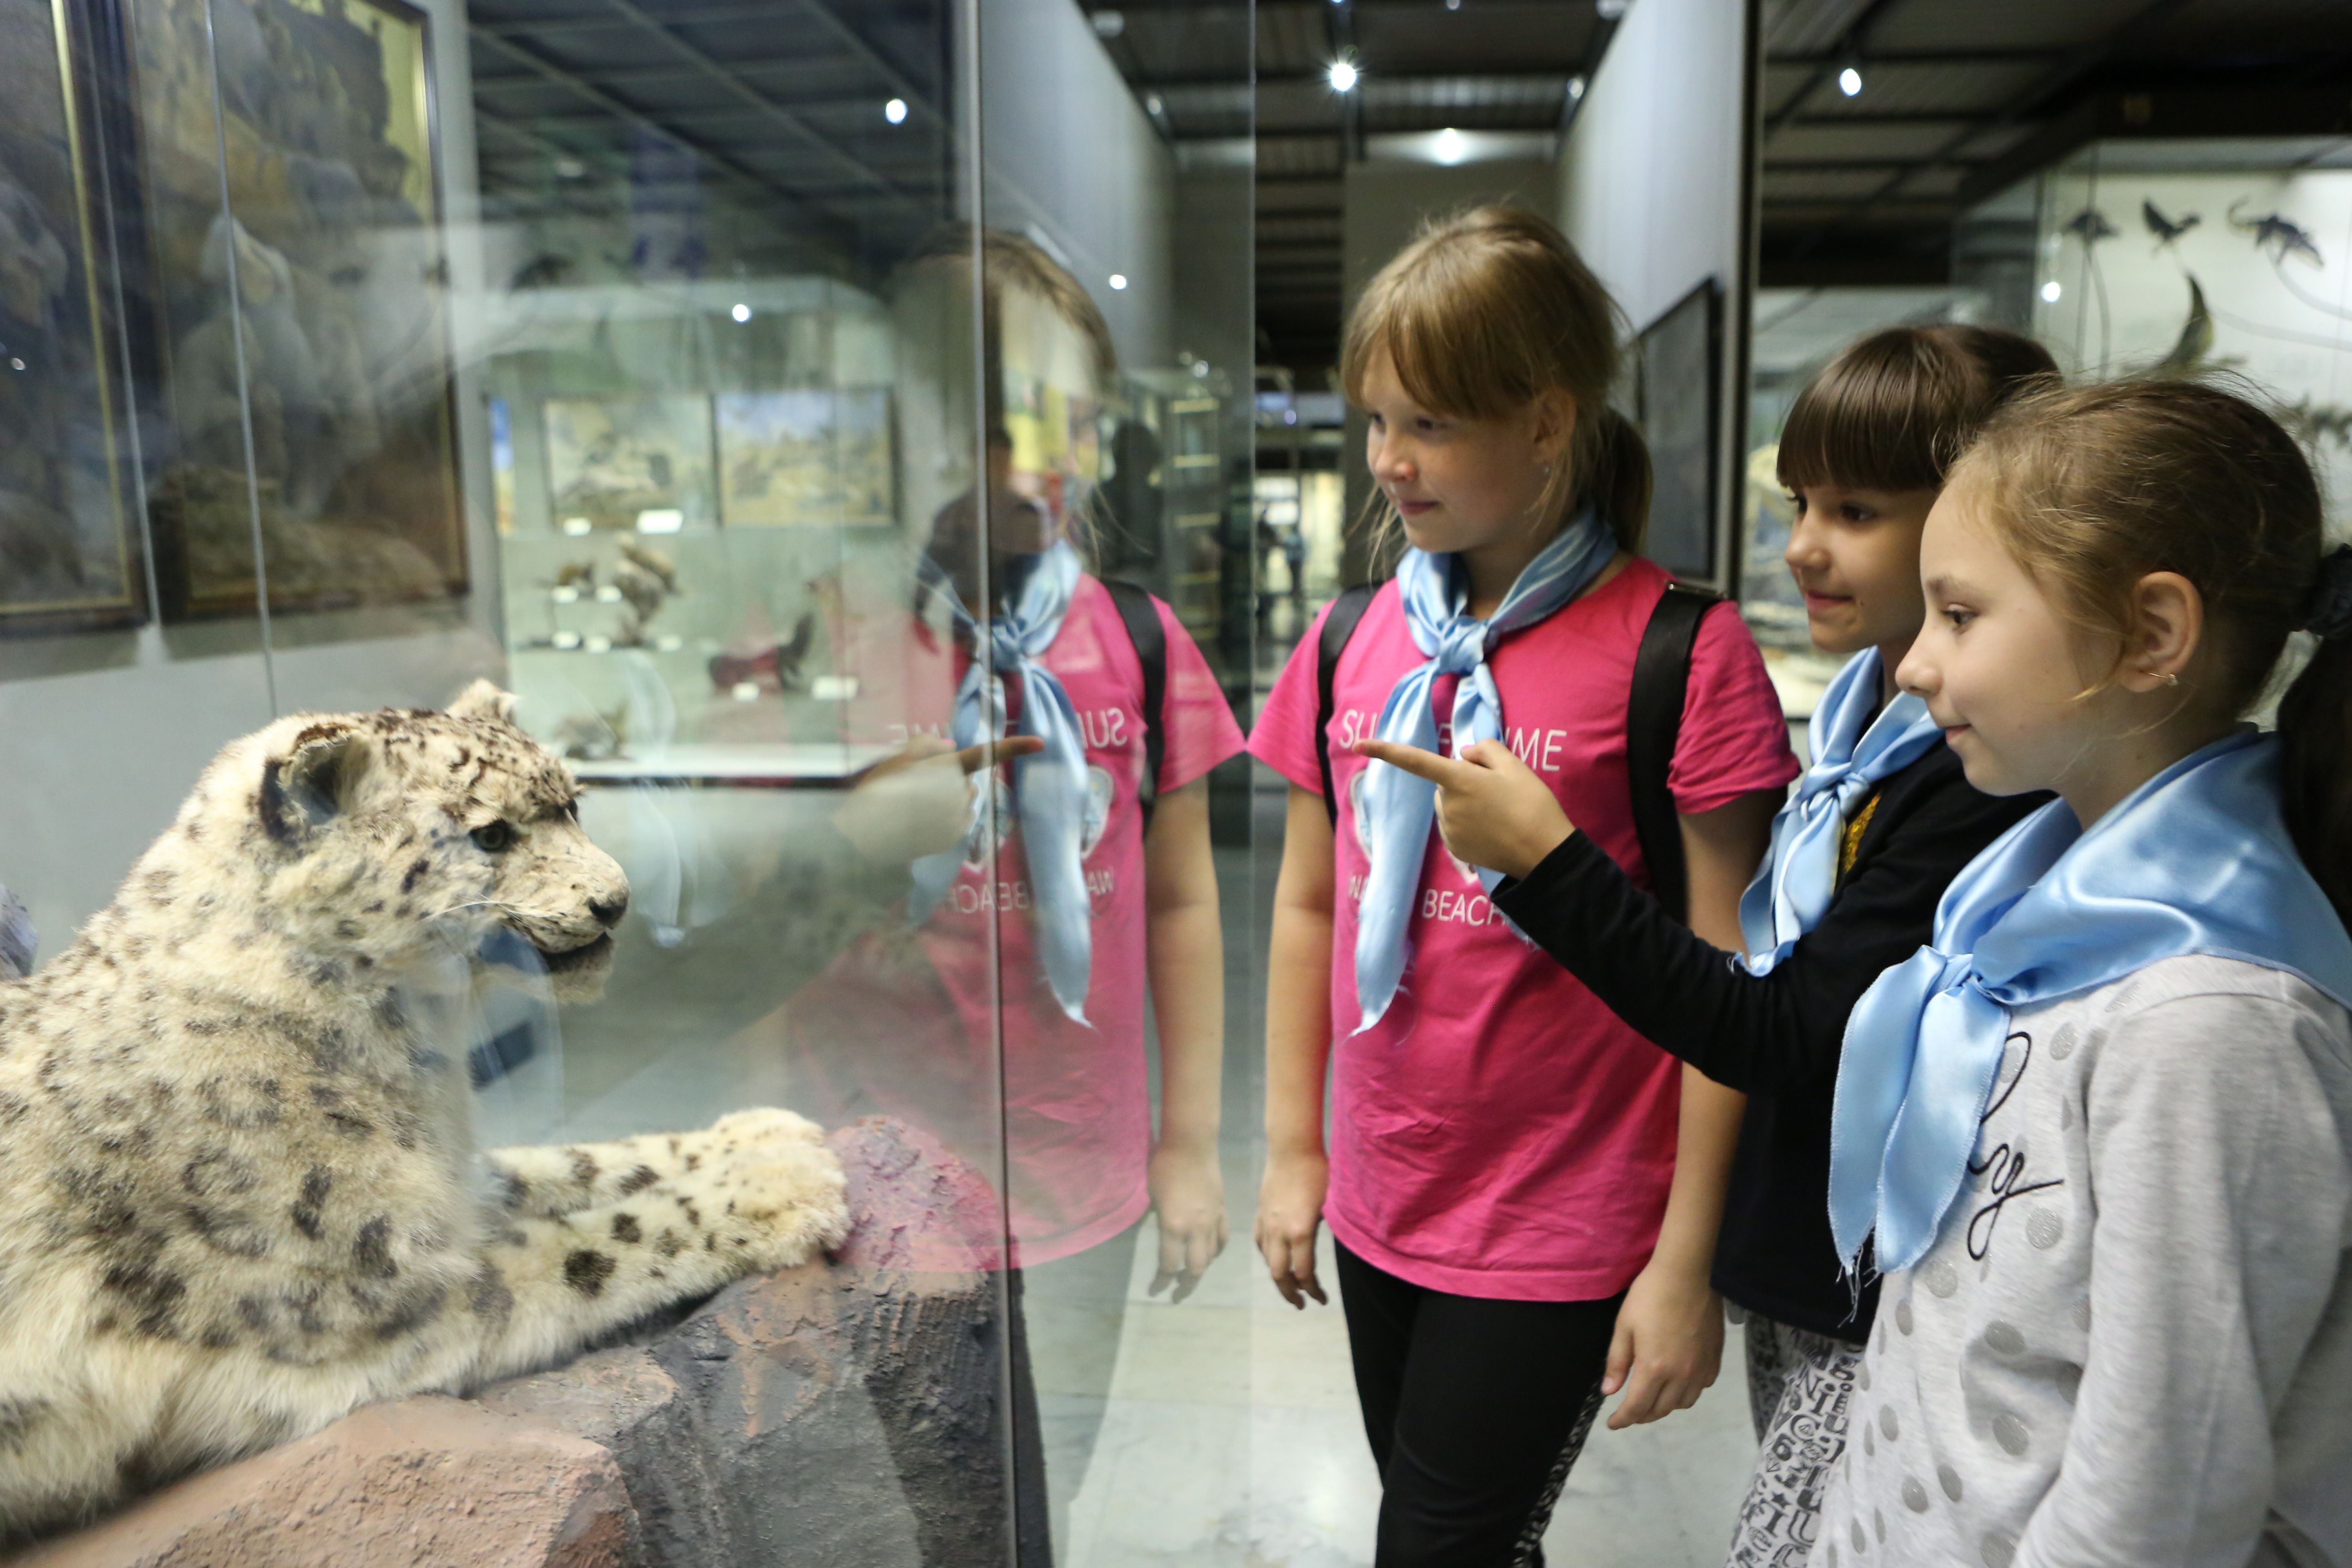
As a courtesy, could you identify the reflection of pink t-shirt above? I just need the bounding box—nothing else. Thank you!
[1248,559,1798,1300]
[794,577,1245,1267]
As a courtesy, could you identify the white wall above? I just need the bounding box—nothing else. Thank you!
[979,0,1177,371]
[1558,0,1756,589]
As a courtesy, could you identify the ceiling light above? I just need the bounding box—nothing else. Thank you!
[1090,8,1125,36]
[1595,0,1627,17]
[731,302,751,323]
[884,97,908,124]
[1434,127,1466,164]
[1838,65,1863,97]
[1328,59,1358,92]
[2041,280,2063,303]
[1109,273,1128,290]
[1145,92,1164,115]
[1568,75,1586,100]
[1446,0,1460,9]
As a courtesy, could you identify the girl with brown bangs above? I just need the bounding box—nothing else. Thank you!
[1357,323,2057,1564]
[1249,206,1800,1564]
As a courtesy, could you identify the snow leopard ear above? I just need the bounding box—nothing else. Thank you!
[259,722,372,848]
[447,679,519,726]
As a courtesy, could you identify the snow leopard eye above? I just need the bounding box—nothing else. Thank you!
[470,821,516,853]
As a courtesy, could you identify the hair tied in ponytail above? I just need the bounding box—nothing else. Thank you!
[2303,546,2352,641]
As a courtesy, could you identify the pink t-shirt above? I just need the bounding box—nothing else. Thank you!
[1248,558,1798,1299]
[793,576,1245,1266]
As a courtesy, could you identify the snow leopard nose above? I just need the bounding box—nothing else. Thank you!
[589,891,628,929]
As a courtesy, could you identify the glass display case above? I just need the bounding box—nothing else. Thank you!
[0,0,1257,1559]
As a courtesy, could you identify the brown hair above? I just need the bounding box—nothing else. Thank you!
[1341,205,1650,552]
[1949,375,2352,918]
[1777,324,2058,494]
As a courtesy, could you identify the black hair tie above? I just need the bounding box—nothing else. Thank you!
[2303,545,2352,641]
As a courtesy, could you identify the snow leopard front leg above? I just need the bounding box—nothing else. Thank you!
[461,1119,851,1383]
[484,1108,827,1218]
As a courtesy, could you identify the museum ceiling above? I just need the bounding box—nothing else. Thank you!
[460,0,2352,367]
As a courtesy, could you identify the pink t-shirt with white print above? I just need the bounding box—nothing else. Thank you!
[793,575,1245,1267]
[1248,558,1798,1299]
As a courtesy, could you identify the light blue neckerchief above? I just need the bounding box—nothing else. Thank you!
[909,542,1094,1024]
[1352,508,1619,1029]
[1737,648,1944,974]
[1829,726,2352,1274]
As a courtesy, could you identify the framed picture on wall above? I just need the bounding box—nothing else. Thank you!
[0,0,144,637]
[122,0,468,619]
[716,389,895,526]
[1637,278,1722,583]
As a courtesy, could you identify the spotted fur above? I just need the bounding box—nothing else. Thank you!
[0,682,849,1535]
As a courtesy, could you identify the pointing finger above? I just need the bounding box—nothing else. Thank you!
[955,735,1046,774]
[1351,738,1472,787]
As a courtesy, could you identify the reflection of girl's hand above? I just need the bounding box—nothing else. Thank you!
[1349,737,1575,880]
[833,736,1043,862]
[1146,1143,1229,1304]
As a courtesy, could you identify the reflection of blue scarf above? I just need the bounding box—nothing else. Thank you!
[1830,727,2352,1274]
[1738,648,1943,974]
[1352,509,1618,1029]
[910,543,1094,1024]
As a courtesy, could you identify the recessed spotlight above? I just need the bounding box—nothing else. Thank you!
[1445,0,1460,9]
[1595,0,1627,17]
[2041,280,2063,303]
[1145,92,1164,115]
[1328,59,1358,92]
[553,156,586,179]
[1838,65,1863,96]
[884,97,908,124]
[1109,273,1128,290]
[731,302,751,323]
[1090,8,1125,36]
[1434,127,1466,164]
[1568,75,1586,100]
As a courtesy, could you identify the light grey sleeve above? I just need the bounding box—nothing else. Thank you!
[2016,989,2352,1568]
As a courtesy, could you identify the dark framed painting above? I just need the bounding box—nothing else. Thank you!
[125,0,467,619]
[1637,277,1723,584]
[0,0,145,637]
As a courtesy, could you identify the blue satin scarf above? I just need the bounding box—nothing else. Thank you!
[910,542,1095,1024]
[1738,648,1944,975]
[1829,726,2352,1274]
[1352,508,1619,1029]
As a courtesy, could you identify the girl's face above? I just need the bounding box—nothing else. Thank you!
[1359,350,1568,557]
[1783,481,1937,658]
[1897,479,2118,800]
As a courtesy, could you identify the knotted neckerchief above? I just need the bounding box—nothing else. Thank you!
[909,542,1095,1024]
[1737,647,1944,975]
[1352,508,1619,1029]
[1828,726,2352,1275]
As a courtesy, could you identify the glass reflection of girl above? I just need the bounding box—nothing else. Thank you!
[785,230,1244,1566]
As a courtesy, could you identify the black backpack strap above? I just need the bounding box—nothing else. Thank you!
[1103,578,1168,831]
[1628,582,1720,925]
[1315,584,1380,829]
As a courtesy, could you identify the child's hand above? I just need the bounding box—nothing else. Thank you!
[1254,1148,1330,1308]
[1147,1143,1229,1304]
[834,734,1045,862]
[1601,1257,1724,1429]
[1348,737,1575,881]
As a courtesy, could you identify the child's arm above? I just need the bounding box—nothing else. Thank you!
[1256,784,1339,1309]
[1602,791,1778,1427]
[2013,989,2350,1565]
[1142,777,1228,1303]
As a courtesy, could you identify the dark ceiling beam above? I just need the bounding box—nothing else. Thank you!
[1763,0,1910,136]
[464,31,863,261]
[1764,47,2062,69]
[1789,0,2206,256]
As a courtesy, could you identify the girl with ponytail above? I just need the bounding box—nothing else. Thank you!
[1247,207,1800,1563]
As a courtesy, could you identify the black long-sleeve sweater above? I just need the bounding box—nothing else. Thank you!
[1492,742,2047,1343]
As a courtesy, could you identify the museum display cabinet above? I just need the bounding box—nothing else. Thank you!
[0,0,1257,1558]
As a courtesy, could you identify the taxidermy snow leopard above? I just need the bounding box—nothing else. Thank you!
[0,681,850,1534]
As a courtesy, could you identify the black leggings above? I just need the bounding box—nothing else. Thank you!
[1336,1239,1623,1568]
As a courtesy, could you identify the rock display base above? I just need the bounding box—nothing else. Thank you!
[8,1119,1018,1568]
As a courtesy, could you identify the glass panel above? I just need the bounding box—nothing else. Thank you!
[973,0,1257,1560]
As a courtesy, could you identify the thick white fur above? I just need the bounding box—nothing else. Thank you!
[0,682,849,1535]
